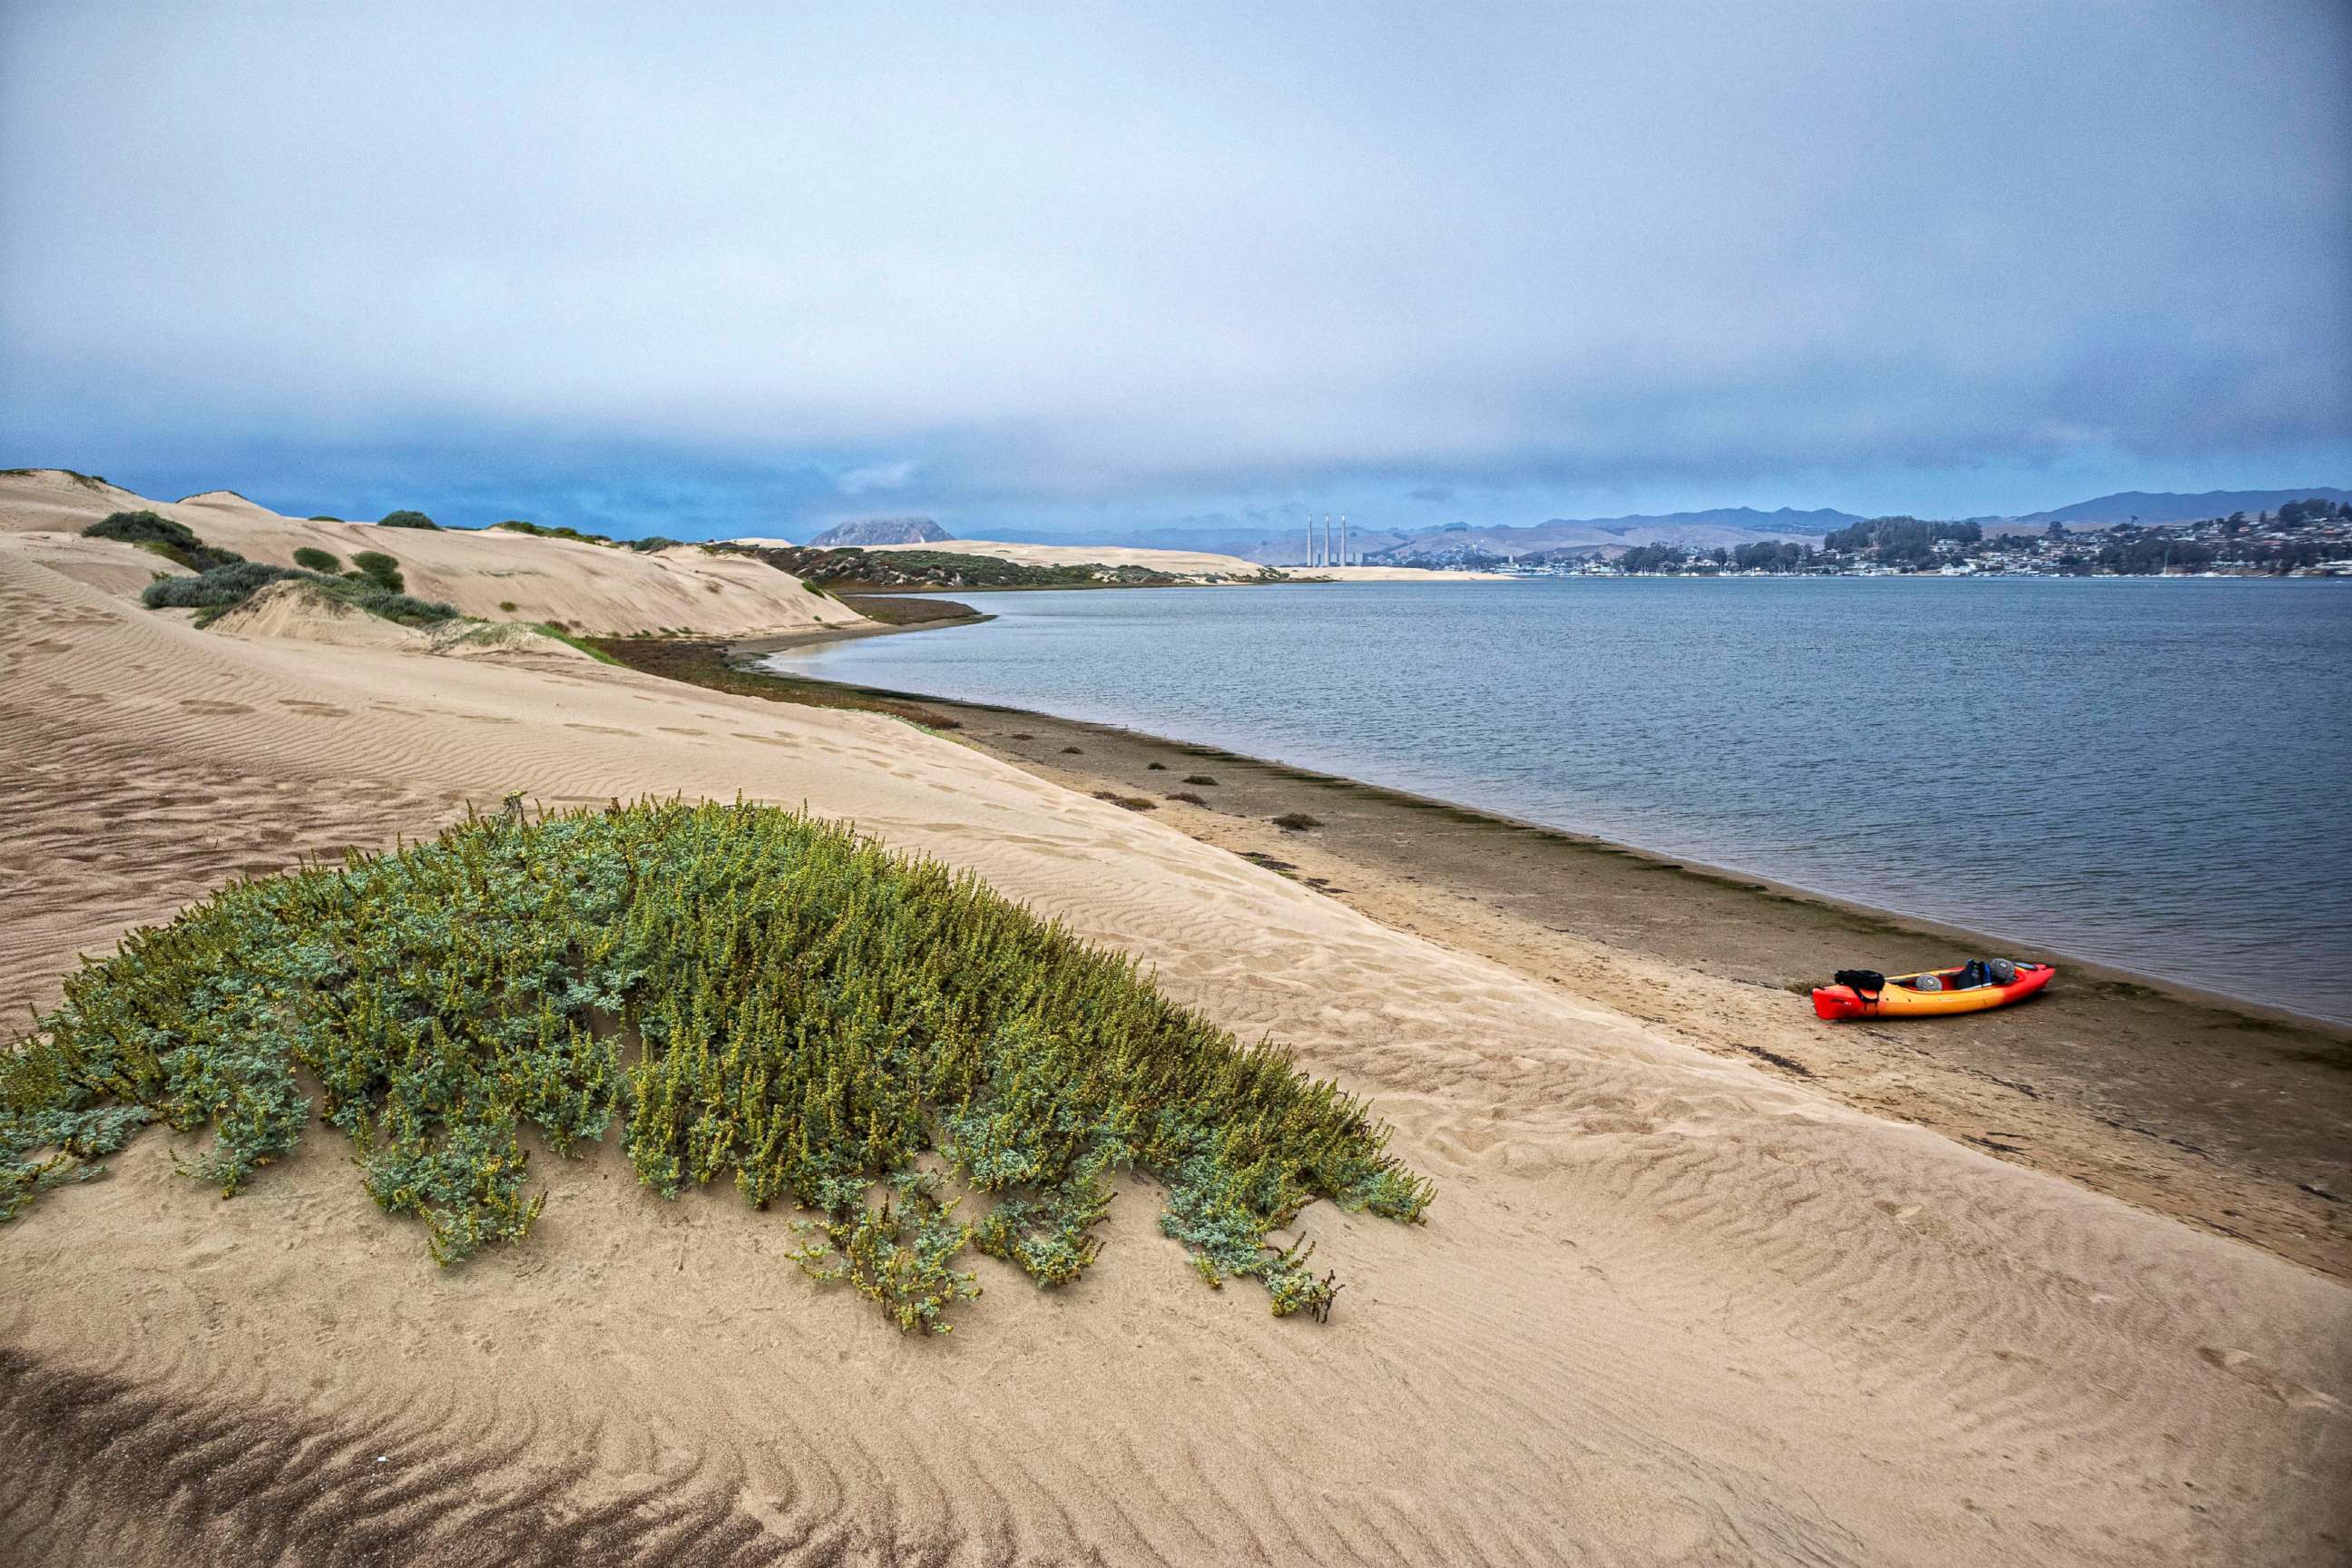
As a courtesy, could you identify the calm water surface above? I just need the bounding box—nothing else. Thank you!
[771,579,2352,1022]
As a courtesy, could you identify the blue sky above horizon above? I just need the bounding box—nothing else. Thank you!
[4,3,2347,543]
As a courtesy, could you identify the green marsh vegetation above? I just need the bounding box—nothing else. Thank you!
[1,801,1428,1331]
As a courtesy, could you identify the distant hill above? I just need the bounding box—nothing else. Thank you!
[2009,489,2352,528]
[805,516,952,547]
[1002,509,1855,566]
[1363,507,1862,564]
[968,487,2351,563]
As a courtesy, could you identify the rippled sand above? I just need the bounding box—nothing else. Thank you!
[2,478,2346,1565]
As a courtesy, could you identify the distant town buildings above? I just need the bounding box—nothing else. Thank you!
[1387,499,2352,579]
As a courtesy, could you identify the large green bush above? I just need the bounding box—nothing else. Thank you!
[83,511,240,572]
[1,802,1429,1330]
[377,510,438,529]
[292,546,341,573]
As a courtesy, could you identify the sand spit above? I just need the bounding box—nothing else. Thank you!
[857,537,1504,582]
[0,469,865,637]
[1,520,2347,1565]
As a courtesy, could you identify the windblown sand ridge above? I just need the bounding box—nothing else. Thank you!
[0,516,2345,1564]
[0,469,864,637]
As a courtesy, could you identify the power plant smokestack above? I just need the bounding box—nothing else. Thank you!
[1339,514,1349,567]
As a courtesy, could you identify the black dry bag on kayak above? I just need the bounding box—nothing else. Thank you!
[1834,968,1886,995]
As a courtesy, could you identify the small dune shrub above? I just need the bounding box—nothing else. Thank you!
[498,600,519,612]
[1183,775,1219,787]
[626,535,681,553]
[1010,732,1034,741]
[346,589,458,627]
[1169,792,1209,806]
[377,510,438,529]
[0,802,1430,1332]
[495,519,614,546]
[349,550,404,593]
[292,546,341,573]
[1146,762,1168,771]
[309,515,342,523]
[1272,813,1323,831]
[1061,746,1083,755]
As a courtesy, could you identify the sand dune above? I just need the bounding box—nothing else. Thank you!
[0,469,865,638]
[1,522,2346,1565]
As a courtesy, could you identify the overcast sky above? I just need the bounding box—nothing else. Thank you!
[3,2,2347,539]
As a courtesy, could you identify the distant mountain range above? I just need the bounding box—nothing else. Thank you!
[976,488,2347,564]
[2003,488,2352,528]
[804,516,952,547]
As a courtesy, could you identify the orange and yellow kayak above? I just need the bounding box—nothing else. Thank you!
[1812,961,2053,1021]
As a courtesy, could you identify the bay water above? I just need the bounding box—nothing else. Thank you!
[769,578,2352,1023]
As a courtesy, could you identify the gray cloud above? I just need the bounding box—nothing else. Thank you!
[3,2,2346,526]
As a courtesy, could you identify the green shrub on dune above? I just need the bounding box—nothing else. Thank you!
[139,561,456,628]
[292,545,341,573]
[142,560,307,617]
[348,549,404,593]
[377,510,438,529]
[0,801,1430,1331]
[82,511,240,572]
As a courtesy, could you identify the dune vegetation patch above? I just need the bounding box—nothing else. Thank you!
[83,511,240,573]
[1,801,1429,1331]
[142,563,456,629]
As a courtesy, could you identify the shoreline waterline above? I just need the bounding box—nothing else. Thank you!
[742,589,2350,1034]
[713,615,2352,1279]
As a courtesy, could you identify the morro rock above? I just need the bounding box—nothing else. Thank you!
[806,516,952,547]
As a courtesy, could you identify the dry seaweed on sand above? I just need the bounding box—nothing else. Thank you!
[1,800,1431,1332]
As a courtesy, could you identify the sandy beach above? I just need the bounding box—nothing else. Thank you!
[3,473,2347,1565]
